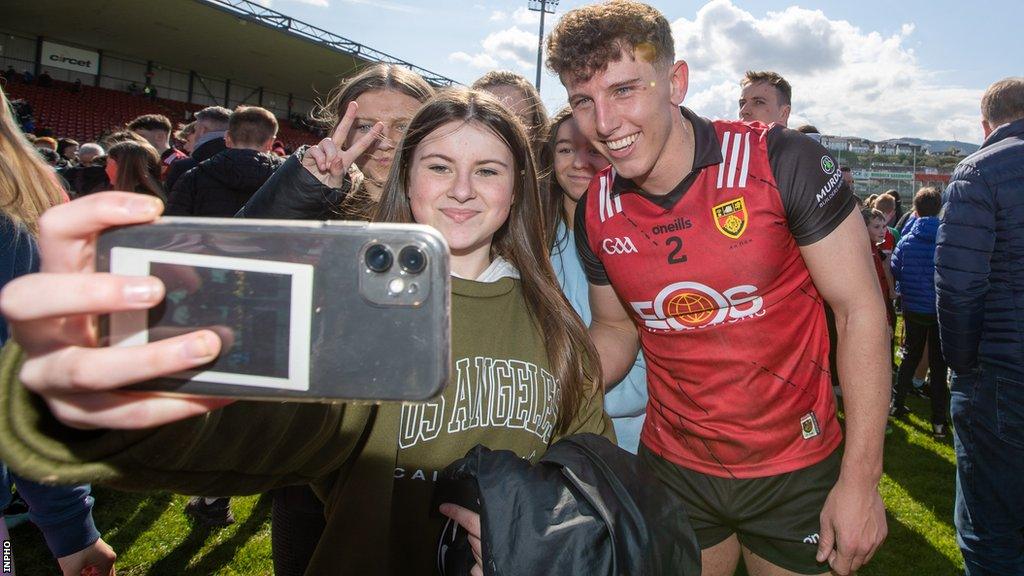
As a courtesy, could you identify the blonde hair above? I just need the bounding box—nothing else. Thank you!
[0,86,66,235]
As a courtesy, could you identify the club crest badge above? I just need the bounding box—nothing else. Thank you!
[800,412,821,440]
[713,197,748,239]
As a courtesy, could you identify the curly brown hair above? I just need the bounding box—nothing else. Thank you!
[546,0,674,83]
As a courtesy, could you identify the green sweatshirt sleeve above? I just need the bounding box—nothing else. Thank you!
[0,343,375,495]
[552,384,616,445]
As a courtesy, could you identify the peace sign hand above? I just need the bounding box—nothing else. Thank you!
[301,101,384,189]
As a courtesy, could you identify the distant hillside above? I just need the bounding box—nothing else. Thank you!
[886,137,980,155]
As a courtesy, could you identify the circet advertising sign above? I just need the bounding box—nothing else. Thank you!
[40,41,100,76]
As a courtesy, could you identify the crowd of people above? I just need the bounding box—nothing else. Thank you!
[0,1,1021,575]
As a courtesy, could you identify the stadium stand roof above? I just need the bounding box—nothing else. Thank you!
[4,0,457,103]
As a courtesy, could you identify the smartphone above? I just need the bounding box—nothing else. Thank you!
[96,217,450,402]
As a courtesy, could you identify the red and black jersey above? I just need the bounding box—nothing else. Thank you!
[576,108,858,478]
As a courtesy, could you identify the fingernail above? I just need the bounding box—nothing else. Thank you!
[183,333,217,360]
[128,196,161,216]
[123,278,162,302]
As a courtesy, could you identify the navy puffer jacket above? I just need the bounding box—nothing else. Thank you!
[935,118,1024,375]
[890,216,939,314]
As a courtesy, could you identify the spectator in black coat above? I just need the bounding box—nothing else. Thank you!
[163,106,230,193]
[59,143,109,197]
[165,105,282,217]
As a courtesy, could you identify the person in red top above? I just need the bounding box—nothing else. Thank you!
[871,193,900,259]
[864,208,896,326]
[546,2,889,575]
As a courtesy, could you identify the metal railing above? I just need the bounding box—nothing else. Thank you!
[196,0,459,87]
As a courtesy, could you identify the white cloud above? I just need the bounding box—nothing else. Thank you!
[450,51,500,70]
[489,7,541,26]
[671,0,983,142]
[449,26,539,73]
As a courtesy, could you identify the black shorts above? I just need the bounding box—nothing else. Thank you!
[639,445,841,575]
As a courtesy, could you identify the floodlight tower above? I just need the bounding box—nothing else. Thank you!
[528,0,559,90]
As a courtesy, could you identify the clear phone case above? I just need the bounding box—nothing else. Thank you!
[97,217,450,402]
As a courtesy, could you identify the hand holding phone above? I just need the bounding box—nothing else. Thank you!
[97,216,450,402]
[0,192,233,429]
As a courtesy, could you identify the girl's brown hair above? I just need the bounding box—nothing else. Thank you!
[0,86,66,236]
[106,140,165,200]
[313,63,435,220]
[472,70,550,156]
[375,88,600,433]
[539,106,576,251]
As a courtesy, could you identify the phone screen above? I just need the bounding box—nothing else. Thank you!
[108,247,314,391]
[148,263,292,378]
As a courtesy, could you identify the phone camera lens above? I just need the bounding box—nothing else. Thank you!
[399,246,427,274]
[365,244,393,273]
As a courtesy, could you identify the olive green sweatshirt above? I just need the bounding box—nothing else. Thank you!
[0,276,613,574]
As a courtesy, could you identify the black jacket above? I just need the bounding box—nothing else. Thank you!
[236,147,353,220]
[165,148,283,217]
[436,434,701,576]
[58,165,109,197]
[163,136,227,195]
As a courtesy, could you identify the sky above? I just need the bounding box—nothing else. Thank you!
[252,0,1023,144]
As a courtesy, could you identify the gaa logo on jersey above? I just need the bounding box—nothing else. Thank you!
[602,236,638,255]
[713,197,748,239]
[629,281,763,331]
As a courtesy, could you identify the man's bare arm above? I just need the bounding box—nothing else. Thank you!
[800,209,889,575]
[588,282,641,390]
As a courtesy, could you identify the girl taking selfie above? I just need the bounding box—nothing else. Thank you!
[0,88,610,574]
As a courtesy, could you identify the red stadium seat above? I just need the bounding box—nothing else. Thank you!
[4,79,319,151]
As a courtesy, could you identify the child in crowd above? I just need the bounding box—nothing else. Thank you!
[871,192,901,262]
[890,187,949,438]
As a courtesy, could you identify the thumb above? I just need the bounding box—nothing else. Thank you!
[816,518,835,563]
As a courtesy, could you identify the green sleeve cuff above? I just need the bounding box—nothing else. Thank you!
[0,341,373,495]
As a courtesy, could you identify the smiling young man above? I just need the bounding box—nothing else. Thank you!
[546,2,889,575]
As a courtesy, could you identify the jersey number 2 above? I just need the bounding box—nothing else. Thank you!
[666,236,687,264]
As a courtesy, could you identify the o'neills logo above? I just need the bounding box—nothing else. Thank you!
[652,217,692,235]
[630,281,764,331]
